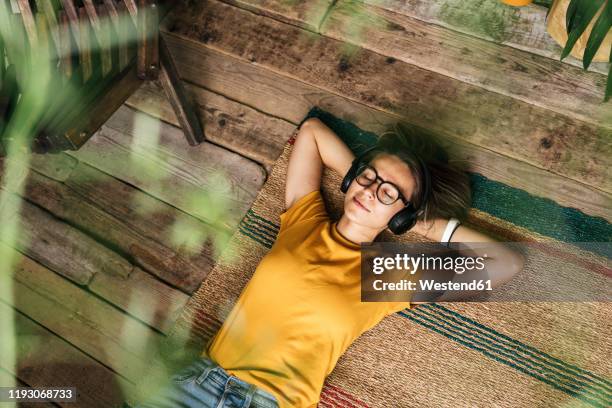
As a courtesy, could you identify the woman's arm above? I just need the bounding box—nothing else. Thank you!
[285,118,355,209]
[411,219,525,302]
[411,218,494,243]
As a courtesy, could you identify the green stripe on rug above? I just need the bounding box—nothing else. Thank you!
[470,173,611,247]
[427,304,612,389]
[238,220,274,248]
[413,305,611,399]
[400,307,611,408]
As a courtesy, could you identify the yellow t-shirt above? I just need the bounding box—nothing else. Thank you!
[205,190,416,407]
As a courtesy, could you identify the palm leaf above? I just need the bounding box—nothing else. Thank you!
[583,0,612,69]
[566,0,580,32]
[561,0,605,60]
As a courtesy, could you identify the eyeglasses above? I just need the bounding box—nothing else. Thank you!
[355,164,408,206]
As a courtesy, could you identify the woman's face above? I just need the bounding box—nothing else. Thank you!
[343,153,416,232]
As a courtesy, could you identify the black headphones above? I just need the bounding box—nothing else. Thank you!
[340,145,432,235]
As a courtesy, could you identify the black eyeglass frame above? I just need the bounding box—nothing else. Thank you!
[354,164,409,206]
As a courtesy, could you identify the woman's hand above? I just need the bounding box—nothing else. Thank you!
[411,217,525,302]
[302,118,356,177]
[285,118,355,209]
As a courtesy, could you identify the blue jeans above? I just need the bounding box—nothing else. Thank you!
[135,356,280,408]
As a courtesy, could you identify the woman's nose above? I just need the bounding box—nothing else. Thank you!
[362,182,377,200]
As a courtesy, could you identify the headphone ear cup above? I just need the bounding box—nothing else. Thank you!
[388,205,418,235]
[341,161,360,193]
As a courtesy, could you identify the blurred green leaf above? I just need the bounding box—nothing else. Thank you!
[168,214,209,256]
[606,43,612,101]
[561,0,605,60]
[582,0,611,69]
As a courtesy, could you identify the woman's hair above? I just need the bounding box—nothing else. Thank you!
[363,122,471,223]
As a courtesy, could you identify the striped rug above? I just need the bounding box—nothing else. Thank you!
[135,109,611,407]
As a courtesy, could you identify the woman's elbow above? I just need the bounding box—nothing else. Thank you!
[487,248,524,289]
[501,249,525,283]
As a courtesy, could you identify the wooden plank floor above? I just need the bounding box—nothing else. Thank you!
[1,1,610,407]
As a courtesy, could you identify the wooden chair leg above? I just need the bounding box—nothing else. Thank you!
[158,35,204,146]
[136,0,159,80]
[148,1,159,78]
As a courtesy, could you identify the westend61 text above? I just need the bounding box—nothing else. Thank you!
[372,279,493,291]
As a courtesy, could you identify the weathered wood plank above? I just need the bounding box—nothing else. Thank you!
[321,1,610,128]
[126,80,294,174]
[158,36,612,221]
[66,105,267,231]
[0,302,131,408]
[214,0,334,31]
[29,152,78,182]
[360,0,609,76]
[162,0,612,193]
[89,266,189,334]
[0,191,133,284]
[0,244,165,382]
[20,159,216,294]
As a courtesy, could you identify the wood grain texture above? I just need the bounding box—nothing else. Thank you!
[159,36,612,221]
[89,266,189,334]
[361,0,610,75]
[79,6,92,82]
[29,151,78,182]
[216,0,335,31]
[66,64,143,150]
[67,105,267,231]
[0,190,133,284]
[126,80,294,174]
[162,0,612,193]
[0,302,131,408]
[321,1,610,128]
[21,159,216,294]
[0,244,165,382]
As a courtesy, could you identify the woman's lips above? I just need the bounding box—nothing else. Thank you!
[353,197,370,212]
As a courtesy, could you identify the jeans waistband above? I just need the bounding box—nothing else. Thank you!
[191,356,279,408]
